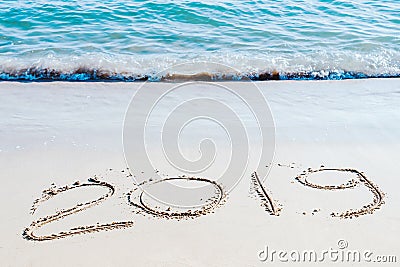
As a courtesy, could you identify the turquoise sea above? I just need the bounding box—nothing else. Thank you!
[0,0,399,81]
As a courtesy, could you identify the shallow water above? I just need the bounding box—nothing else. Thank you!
[0,0,399,81]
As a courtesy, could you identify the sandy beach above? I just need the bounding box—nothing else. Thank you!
[0,79,399,266]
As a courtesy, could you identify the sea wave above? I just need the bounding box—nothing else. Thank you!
[1,1,400,82]
[1,52,399,81]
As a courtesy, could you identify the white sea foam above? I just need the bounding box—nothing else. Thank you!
[1,51,399,81]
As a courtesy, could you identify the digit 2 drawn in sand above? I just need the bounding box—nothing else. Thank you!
[295,168,385,219]
[23,178,134,241]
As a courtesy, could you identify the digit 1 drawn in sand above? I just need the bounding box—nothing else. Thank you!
[295,168,385,219]
[250,172,281,216]
[23,178,134,241]
[127,177,226,219]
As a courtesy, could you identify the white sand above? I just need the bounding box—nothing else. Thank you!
[0,79,399,266]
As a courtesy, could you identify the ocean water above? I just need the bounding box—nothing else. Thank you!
[0,0,399,81]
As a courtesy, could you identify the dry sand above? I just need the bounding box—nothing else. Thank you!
[0,79,399,266]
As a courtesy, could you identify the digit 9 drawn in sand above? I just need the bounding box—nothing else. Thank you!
[295,167,385,219]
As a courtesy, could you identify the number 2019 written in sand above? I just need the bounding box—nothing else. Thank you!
[23,167,385,241]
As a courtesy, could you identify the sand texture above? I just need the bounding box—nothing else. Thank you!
[0,79,399,266]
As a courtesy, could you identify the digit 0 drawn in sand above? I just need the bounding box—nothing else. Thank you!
[250,172,281,216]
[295,168,385,219]
[23,178,134,241]
[127,177,226,219]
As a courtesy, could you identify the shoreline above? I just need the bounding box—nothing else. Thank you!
[1,72,400,82]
